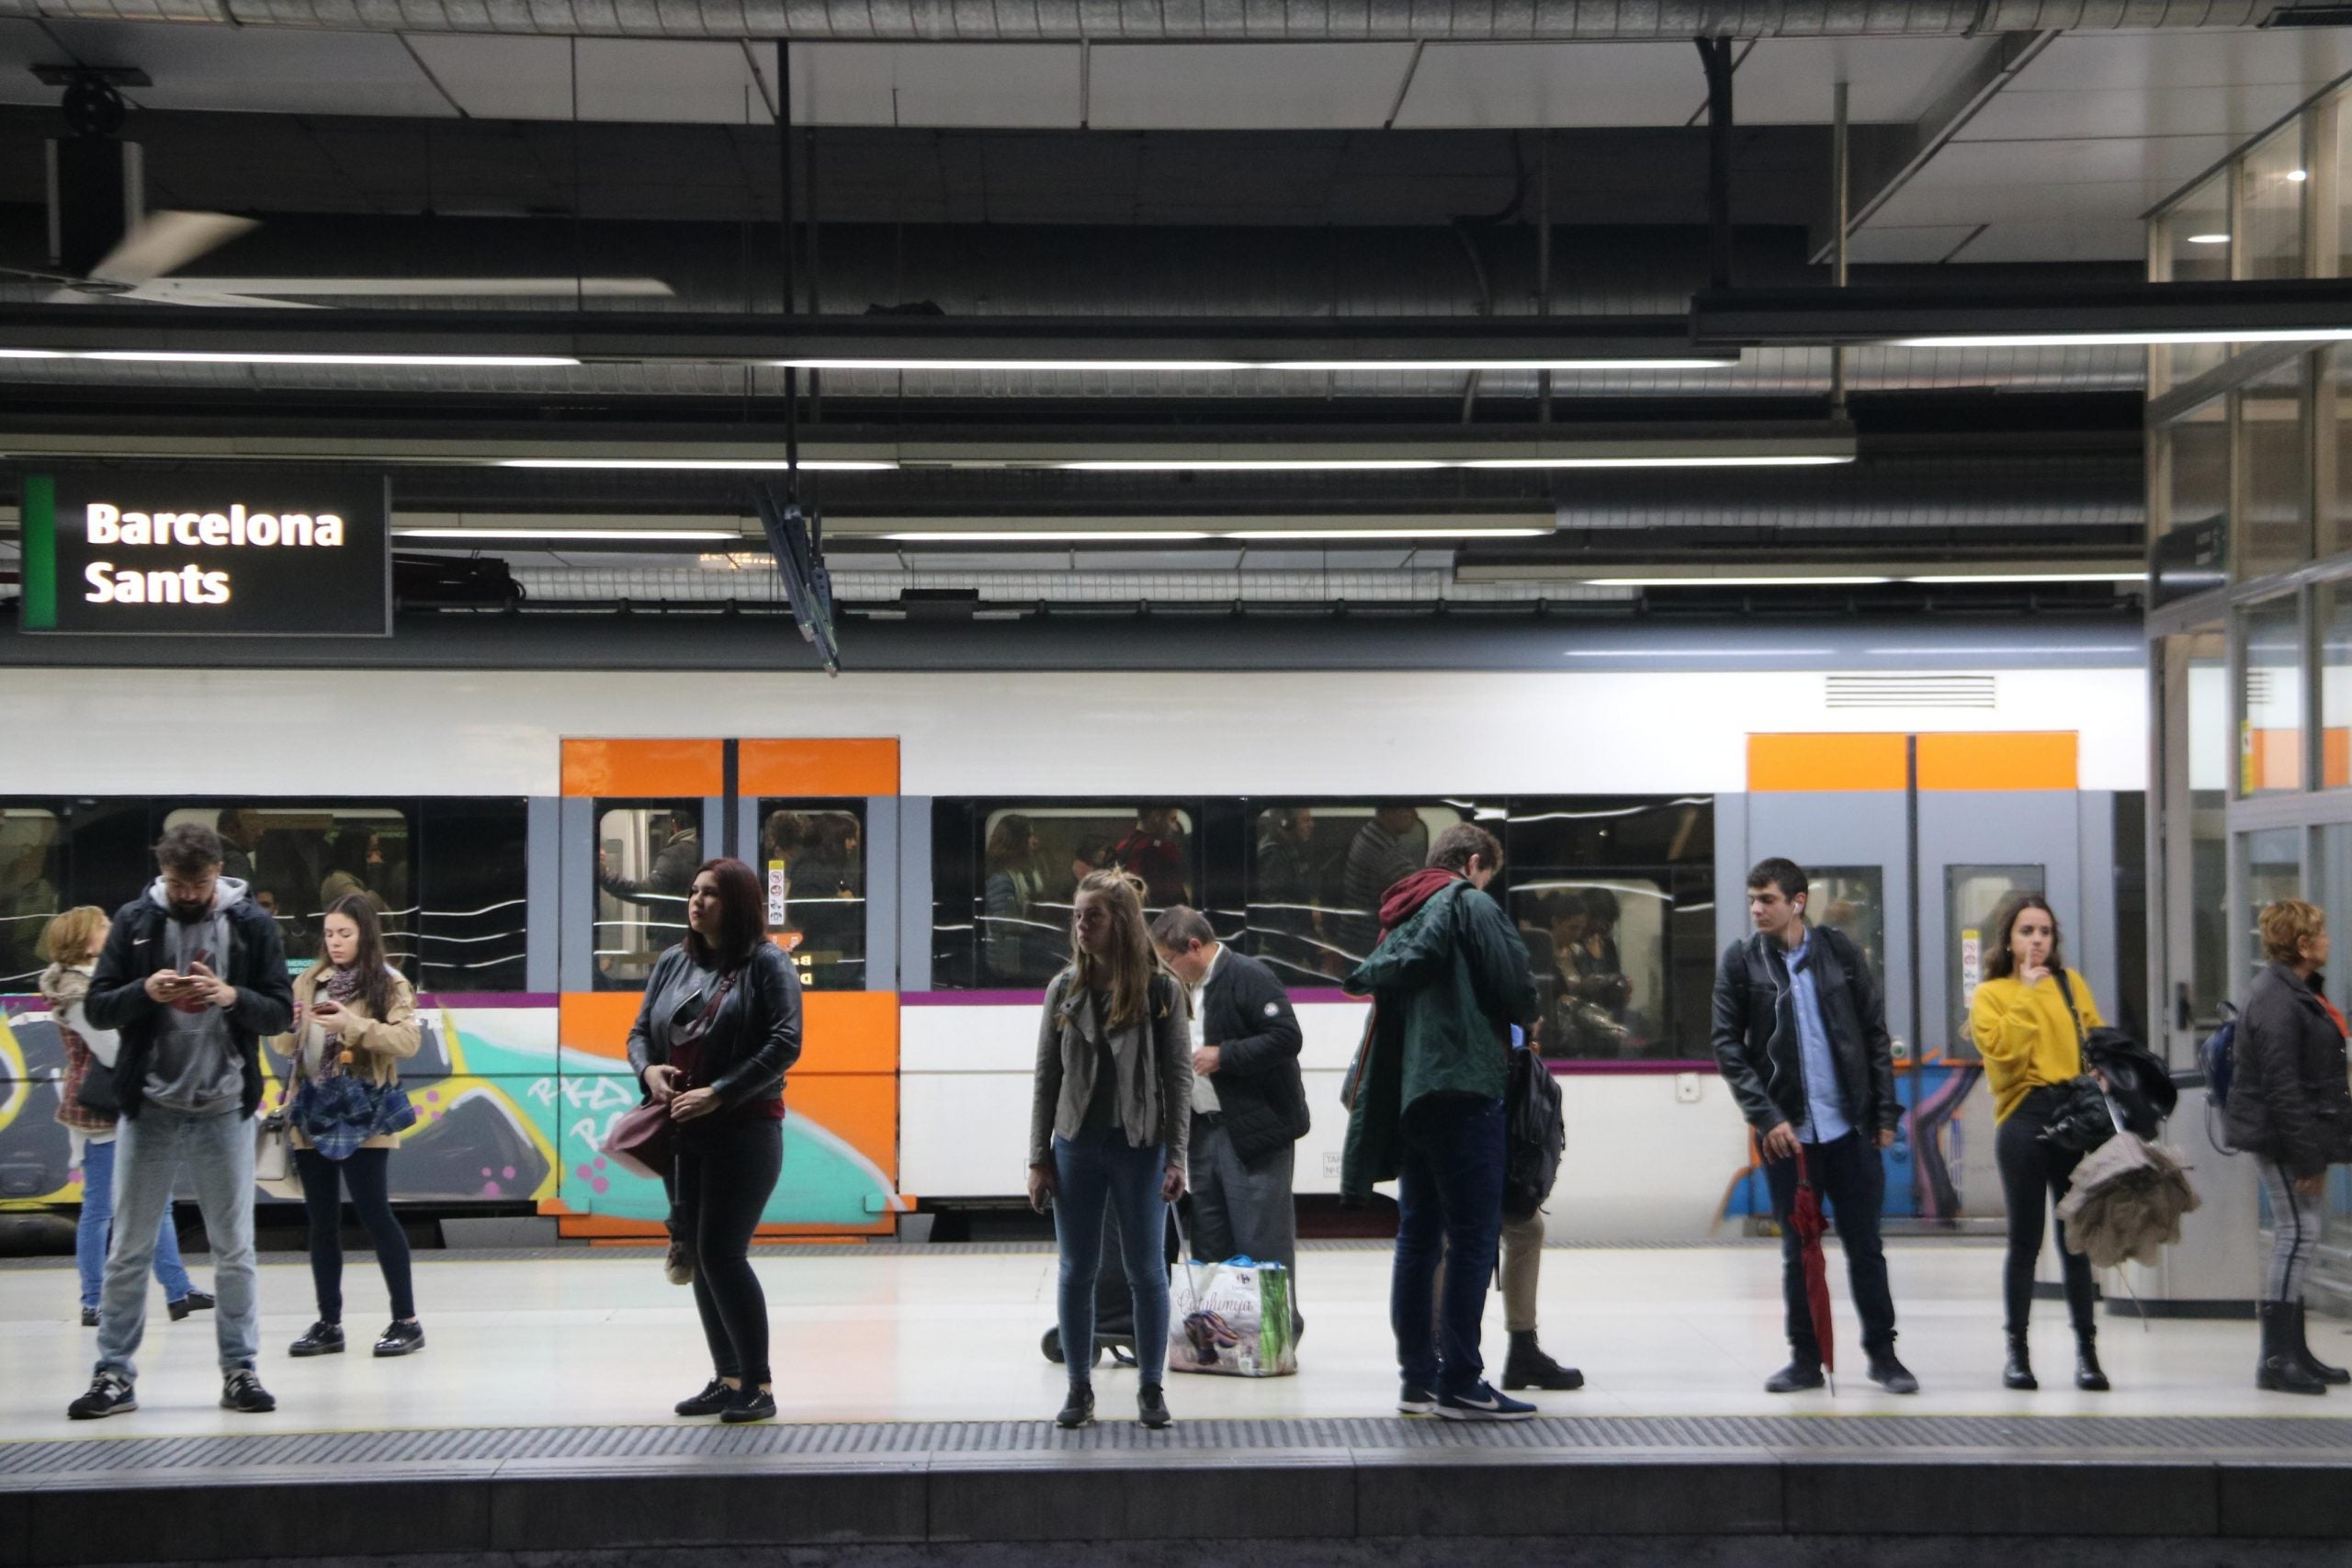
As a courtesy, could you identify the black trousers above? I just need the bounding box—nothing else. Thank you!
[674,1115,783,1386]
[1995,1089,2098,1337]
[293,1147,414,1323]
[1762,1130,1897,1363]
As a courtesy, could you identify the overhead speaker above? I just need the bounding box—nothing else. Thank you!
[46,138,142,280]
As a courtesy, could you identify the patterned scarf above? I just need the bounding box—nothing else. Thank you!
[325,963,363,1005]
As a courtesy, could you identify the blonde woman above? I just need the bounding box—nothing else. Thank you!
[1027,869,1191,1430]
[277,895,424,1359]
[38,908,210,1329]
[2229,899,2352,1395]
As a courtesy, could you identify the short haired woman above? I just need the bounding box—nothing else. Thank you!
[2229,899,2352,1395]
[1969,892,2109,1393]
[1027,869,1191,1429]
[628,858,803,1424]
[38,908,212,1329]
[277,895,424,1359]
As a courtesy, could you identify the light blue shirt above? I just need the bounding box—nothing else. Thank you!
[1784,931,1850,1145]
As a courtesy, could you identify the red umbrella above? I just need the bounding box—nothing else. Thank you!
[1789,1143,1837,1388]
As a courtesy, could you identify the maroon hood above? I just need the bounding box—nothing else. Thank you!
[1377,868,1462,942]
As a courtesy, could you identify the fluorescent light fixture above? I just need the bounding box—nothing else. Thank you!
[1057,458,1452,472]
[2186,233,2232,244]
[1897,328,2352,347]
[495,457,899,472]
[881,529,1216,542]
[1906,570,2144,584]
[1459,454,1851,470]
[78,351,582,367]
[1587,574,1894,587]
[2288,170,2311,182]
[775,356,1737,373]
[394,527,742,541]
[1225,526,1553,540]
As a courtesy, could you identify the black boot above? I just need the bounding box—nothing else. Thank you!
[2002,1332,2037,1391]
[2258,1303,2329,1395]
[2291,1303,2351,1385]
[1501,1330,1585,1392]
[2074,1330,2109,1393]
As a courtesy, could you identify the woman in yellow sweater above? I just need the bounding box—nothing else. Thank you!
[1969,892,2109,1393]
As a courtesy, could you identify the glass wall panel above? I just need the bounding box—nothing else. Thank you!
[756,800,867,990]
[2185,631,2232,1029]
[2324,345,2352,559]
[2157,170,2232,386]
[593,800,703,991]
[2238,364,2314,580]
[2322,581,2352,790]
[2154,400,2228,595]
[2307,823,2352,1312]
[2241,593,2306,795]
[2243,828,2304,989]
[2240,123,2310,281]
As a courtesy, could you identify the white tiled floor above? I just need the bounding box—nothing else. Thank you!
[2,1242,2345,1438]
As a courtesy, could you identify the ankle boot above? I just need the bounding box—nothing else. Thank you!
[2074,1330,2109,1392]
[2002,1332,2037,1391]
[1501,1330,1585,1392]
[2291,1302,2351,1385]
[2258,1303,2330,1395]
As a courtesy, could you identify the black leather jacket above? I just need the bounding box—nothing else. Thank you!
[1193,947,1309,1164]
[2227,963,2352,1179]
[1710,924,1898,1138]
[626,942,803,1114]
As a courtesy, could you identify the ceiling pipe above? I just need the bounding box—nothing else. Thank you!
[0,1,2285,40]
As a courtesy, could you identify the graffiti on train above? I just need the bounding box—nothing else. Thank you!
[0,998,897,1230]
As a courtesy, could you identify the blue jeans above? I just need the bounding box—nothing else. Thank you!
[96,1104,260,1380]
[1052,1126,1170,1385]
[77,1136,194,1312]
[1391,1093,1506,1397]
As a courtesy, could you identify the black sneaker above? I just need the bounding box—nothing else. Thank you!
[1435,1382,1538,1422]
[220,1367,277,1414]
[373,1321,425,1359]
[674,1378,736,1416]
[720,1387,775,1424]
[1398,1382,1438,1416]
[80,1306,97,1328]
[1765,1360,1826,1393]
[288,1321,345,1358]
[1866,1352,1919,1395]
[1136,1382,1171,1429]
[67,1371,137,1420]
[167,1290,216,1322]
[1055,1383,1095,1429]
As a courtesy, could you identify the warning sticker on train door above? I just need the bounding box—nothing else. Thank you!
[1960,928,1982,1012]
[767,862,789,927]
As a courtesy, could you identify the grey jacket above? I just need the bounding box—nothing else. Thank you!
[1029,967,1192,1171]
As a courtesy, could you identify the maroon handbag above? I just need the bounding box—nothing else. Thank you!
[600,970,738,1181]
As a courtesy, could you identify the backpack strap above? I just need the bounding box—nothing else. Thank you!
[2052,967,2088,1054]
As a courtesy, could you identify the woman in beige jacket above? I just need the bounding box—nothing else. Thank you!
[272,894,424,1359]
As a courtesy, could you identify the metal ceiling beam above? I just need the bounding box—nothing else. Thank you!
[1693,279,2352,345]
[0,1,2285,40]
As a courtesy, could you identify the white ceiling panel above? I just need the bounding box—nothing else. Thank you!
[572,40,773,126]
[1956,82,2312,143]
[1884,134,2238,203]
[1392,43,1700,129]
[1845,224,1986,265]
[1725,37,1980,125]
[1876,173,2214,230]
[793,44,1080,129]
[35,19,455,118]
[403,36,579,122]
[1946,220,2148,264]
[1091,44,1413,130]
[2018,28,2352,95]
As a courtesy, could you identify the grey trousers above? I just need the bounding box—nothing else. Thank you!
[96,1102,260,1380]
[1187,1116,1303,1331]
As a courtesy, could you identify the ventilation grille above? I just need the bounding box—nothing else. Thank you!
[1826,674,1997,710]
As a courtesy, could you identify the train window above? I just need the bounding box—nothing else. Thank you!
[0,807,64,990]
[415,799,529,993]
[1809,866,1888,987]
[933,803,1199,988]
[162,805,413,968]
[756,801,866,991]
[594,800,703,991]
[1504,797,1714,1060]
[1243,802,1470,984]
[1948,863,2045,1058]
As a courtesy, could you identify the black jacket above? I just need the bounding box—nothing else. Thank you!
[85,893,295,1122]
[2227,963,2352,1179]
[627,942,804,1114]
[1194,947,1308,1163]
[1711,923,1898,1139]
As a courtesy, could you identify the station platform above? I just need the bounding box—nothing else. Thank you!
[3,1240,2348,1565]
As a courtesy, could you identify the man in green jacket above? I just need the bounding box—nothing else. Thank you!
[1342,823,1542,1421]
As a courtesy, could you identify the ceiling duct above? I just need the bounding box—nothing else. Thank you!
[0,1,2284,39]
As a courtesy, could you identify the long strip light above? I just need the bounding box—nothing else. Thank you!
[496,457,899,472]
[0,348,582,367]
[1057,453,1849,473]
[1584,570,2142,587]
[880,524,1555,543]
[774,356,1736,373]
[881,529,1216,543]
[395,527,743,541]
[1897,328,2352,348]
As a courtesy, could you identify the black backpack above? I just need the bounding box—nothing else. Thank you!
[1503,1044,1566,1221]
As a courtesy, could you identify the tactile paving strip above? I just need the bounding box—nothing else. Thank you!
[3,1413,2347,1480]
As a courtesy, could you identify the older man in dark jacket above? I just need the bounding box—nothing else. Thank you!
[1343,824,1540,1421]
[1152,907,1308,1336]
[1712,857,1917,1396]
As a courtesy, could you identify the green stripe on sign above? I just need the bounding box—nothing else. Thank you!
[21,473,55,631]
